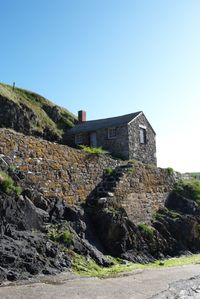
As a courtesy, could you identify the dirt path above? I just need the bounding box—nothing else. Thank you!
[1,264,200,299]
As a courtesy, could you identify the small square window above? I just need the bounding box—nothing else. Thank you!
[108,127,116,139]
[75,134,83,144]
[139,128,147,144]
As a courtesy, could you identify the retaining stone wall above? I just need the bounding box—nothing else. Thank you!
[0,129,174,223]
[0,129,121,204]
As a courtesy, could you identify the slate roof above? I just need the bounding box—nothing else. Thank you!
[68,111,142,134]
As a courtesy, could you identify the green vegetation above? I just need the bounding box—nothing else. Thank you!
[138,223,155,239]
[79,145,109,155]
[127,167,136,175]
[104,167,114,176]
[8,164,17,174]
[191,173,200,180]
[166,167,174,175]
[48,227,73,245]
[0,171,22,195]
[72,253,200,278]
[155,209,181,221]
[174,179,200,203]
[0,82,76,138]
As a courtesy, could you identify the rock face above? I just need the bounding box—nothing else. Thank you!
[87,187,200,263]
[0,192,70,282]
[0,83,76,142]
[0,190,112,283]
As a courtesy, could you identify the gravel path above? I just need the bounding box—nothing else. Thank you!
[0,264,200,299]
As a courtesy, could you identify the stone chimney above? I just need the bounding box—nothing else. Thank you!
[78,110,86,123]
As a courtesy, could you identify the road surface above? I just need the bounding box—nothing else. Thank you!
[0,264,200,299]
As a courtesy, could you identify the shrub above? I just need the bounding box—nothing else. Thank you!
[138,223,155,239]
[79,145,109,155]
[0,171,22,195]
[166,167,174,175]
[191,173,198,180]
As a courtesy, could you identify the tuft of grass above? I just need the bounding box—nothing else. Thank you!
[104,167,114,176]
[138,223,155,239]
[79,145,109,155]
[0,171,22,195]
[72,253,200,278]
[127,167,136,175]
[48,228,73,245]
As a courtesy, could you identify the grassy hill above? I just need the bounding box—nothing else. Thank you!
[0,83,77,141]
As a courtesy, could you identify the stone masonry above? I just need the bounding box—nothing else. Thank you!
[128,113,157,165]
[67,112,157,165]
[0,128,174,223]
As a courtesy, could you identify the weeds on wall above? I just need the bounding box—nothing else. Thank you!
[79,145,109,155]
[104,167,114,176]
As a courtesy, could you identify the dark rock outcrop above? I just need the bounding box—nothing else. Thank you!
[0,188,112,283]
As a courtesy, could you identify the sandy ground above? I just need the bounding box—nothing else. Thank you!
[0,264,200,299]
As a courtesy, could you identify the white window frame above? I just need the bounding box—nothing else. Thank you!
[108,127,117,139]
[139,125,147,144]
[75,133,83,145]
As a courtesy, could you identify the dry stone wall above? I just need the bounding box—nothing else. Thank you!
[113,163,175,224]
[0,129,175,223]
[0,129,121,204]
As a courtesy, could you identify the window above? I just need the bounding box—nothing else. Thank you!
[139,127,147,144]
[75,134,83,144]
[108,127,117,139]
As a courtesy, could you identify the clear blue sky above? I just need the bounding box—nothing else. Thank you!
[1,0,200,172]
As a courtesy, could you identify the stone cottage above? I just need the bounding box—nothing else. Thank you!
[67,111,157,165]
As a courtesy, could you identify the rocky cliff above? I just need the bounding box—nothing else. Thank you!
[0,83,77,142]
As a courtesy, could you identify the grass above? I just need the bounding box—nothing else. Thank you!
[0,171,22,195]
[72,253,200,278]
[174,179,200,203]
[0,82,76,137]
[104,167,114,176]
[138,223,155,239]
[127,167,136,175]
[48,227,73,245]
[79,145,109,155]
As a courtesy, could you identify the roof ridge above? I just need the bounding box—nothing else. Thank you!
[68,111,143,134]
[84,111,142,123]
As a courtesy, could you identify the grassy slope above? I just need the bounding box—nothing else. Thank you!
[0,82,77,137]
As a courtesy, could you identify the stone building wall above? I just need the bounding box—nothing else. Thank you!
[68,125,129,160]
[95,125,129,159]
[0,129,174,224]
[128,113,157,165]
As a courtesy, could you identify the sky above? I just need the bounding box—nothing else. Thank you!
[1,0,200,173]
